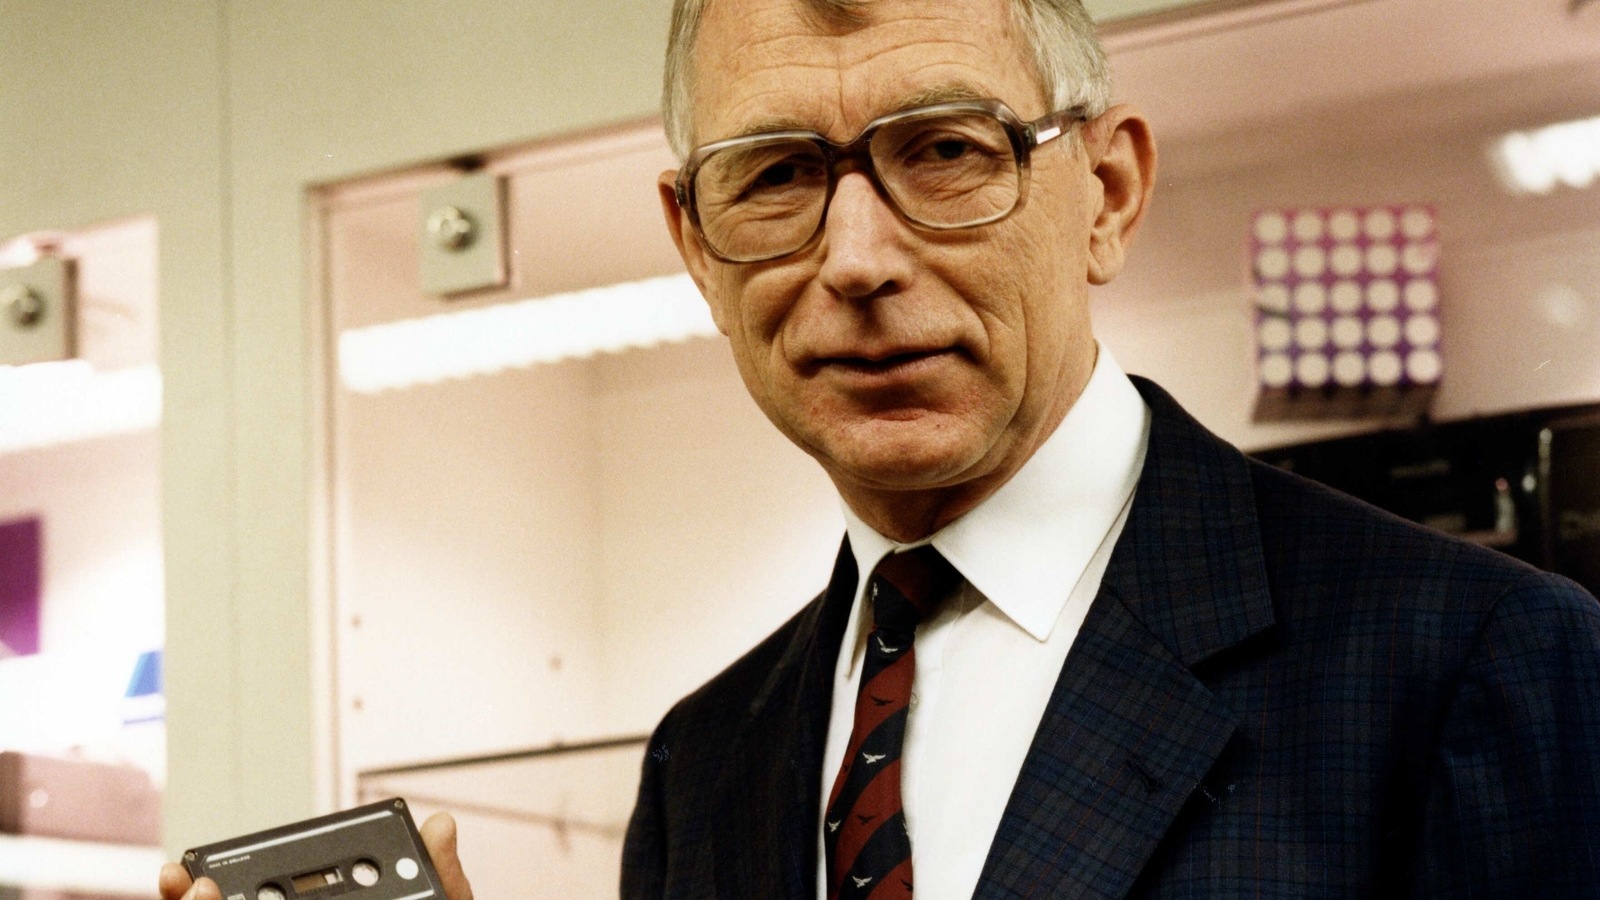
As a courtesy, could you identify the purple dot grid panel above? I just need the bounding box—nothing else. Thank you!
[1251,205,1441,392]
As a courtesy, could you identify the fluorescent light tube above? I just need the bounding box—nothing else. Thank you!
[338,272,719,394]
[0,361,162,454]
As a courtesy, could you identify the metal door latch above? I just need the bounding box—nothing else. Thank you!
[0,257,74,365]
[419,172,507,296]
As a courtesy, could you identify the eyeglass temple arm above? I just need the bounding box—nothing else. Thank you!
[1028,106,1090,149]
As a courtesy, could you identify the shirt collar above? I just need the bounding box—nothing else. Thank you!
[841,344,1150,641]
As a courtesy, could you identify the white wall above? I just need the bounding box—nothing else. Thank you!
[593,340,843,736]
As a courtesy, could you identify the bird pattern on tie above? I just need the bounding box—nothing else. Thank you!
[824,546,958,900]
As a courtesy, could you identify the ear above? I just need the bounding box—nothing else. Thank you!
[1079,104,1157,286]
[659,170,731,334]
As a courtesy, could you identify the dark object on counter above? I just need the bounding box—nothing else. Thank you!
[1253,403,1600,597]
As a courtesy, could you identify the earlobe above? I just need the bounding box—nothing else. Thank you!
[658,170,730,334]
[1083,105,1157,286]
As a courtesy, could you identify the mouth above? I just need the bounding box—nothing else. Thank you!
[821,348,951,375]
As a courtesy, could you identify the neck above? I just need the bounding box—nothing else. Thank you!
[843,484,988,543]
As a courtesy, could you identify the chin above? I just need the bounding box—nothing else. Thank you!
[821,426,992,493]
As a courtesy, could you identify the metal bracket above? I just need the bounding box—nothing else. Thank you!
[419,172,508,296]
[0,256,74,366]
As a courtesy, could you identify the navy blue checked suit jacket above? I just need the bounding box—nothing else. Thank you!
[622,377,1600,897]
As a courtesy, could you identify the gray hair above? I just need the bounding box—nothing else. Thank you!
[661,0,1112,161]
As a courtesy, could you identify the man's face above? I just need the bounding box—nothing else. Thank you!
[665,0,1110,532]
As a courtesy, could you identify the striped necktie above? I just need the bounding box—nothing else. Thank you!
[824,546,958,899]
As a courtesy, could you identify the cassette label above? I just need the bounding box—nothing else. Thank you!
[183,797,443,900]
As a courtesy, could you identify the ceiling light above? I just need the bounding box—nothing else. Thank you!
[338,273,718,394]
[1490,114,1600,195]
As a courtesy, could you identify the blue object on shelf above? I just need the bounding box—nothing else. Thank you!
[122,649,165,725]
[125,649,162,698]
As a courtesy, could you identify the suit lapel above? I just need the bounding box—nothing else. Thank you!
[976,378,1276,898]
[711,540,858,899]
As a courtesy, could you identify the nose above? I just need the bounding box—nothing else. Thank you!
[815,170,914,301]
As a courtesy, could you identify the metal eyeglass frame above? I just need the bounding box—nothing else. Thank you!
[674,98,1089,264]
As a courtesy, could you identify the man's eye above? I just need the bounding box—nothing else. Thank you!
[902,133,993,166]
[756,163,799,187]
[929,139,972,161]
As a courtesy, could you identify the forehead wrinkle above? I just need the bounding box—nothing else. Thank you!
[694,0,1040,144]
[717,75,847,140]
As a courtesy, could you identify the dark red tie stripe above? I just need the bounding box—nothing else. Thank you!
[830,758,903,881]
[826,651,915,810]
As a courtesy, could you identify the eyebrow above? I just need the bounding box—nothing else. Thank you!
[722,84,995,142]
[891,83,992,110]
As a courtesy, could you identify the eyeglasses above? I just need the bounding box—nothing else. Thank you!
[674,99,1087,264]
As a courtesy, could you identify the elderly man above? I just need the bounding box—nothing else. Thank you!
[163,0,1600,898]
[620,0,1600,896]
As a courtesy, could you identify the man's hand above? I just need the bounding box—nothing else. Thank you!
[419,811,474,900]
[157,860,214,900]
[156,811,473,900]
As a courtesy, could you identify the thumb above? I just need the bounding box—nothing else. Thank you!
[419,811,474,900]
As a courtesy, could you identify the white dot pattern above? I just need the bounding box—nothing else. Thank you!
[1329,210,1360,242]
[1330,244,1363,277]
[1260,318,1292,351]
[1258,284,1291,314]
[1261,353,1294,388]
[1296,318,1329,350]
[1366,244,1399,277]
[1404,279,1439,312]
[1295,246,1328,278]
[1330,281,1362,313]
[1368,315,1401,349]
[1296,353,1330,387]
[1334,352,1366,386]
[1404,315,1440,347]
[1368,280,1400,313]
[1255,212,1289,243]
[1294,282,1328,315]
[1293,211,1325,242]
[1364,209,1397,241]
[1331,316,1364,349]
[1407,348,1443,382]
[1370,350,1403,386]
[1251,205,1442,394]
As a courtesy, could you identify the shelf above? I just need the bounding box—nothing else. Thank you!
[0,832,163,896]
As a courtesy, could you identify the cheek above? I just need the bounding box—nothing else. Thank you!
[713,265,806,346]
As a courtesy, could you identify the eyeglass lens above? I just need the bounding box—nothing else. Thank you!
[693,110,1022,261]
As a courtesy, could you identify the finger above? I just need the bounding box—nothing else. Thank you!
[419,811,474,900]
[158,862,192,900]
[190,877,223,900]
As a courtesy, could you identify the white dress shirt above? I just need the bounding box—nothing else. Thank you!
[817,345,1151,899]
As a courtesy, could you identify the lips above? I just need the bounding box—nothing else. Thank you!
[823,348,948,374]
[803,344,966,388]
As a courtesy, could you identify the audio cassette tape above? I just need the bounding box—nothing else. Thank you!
[182,797,444,900]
